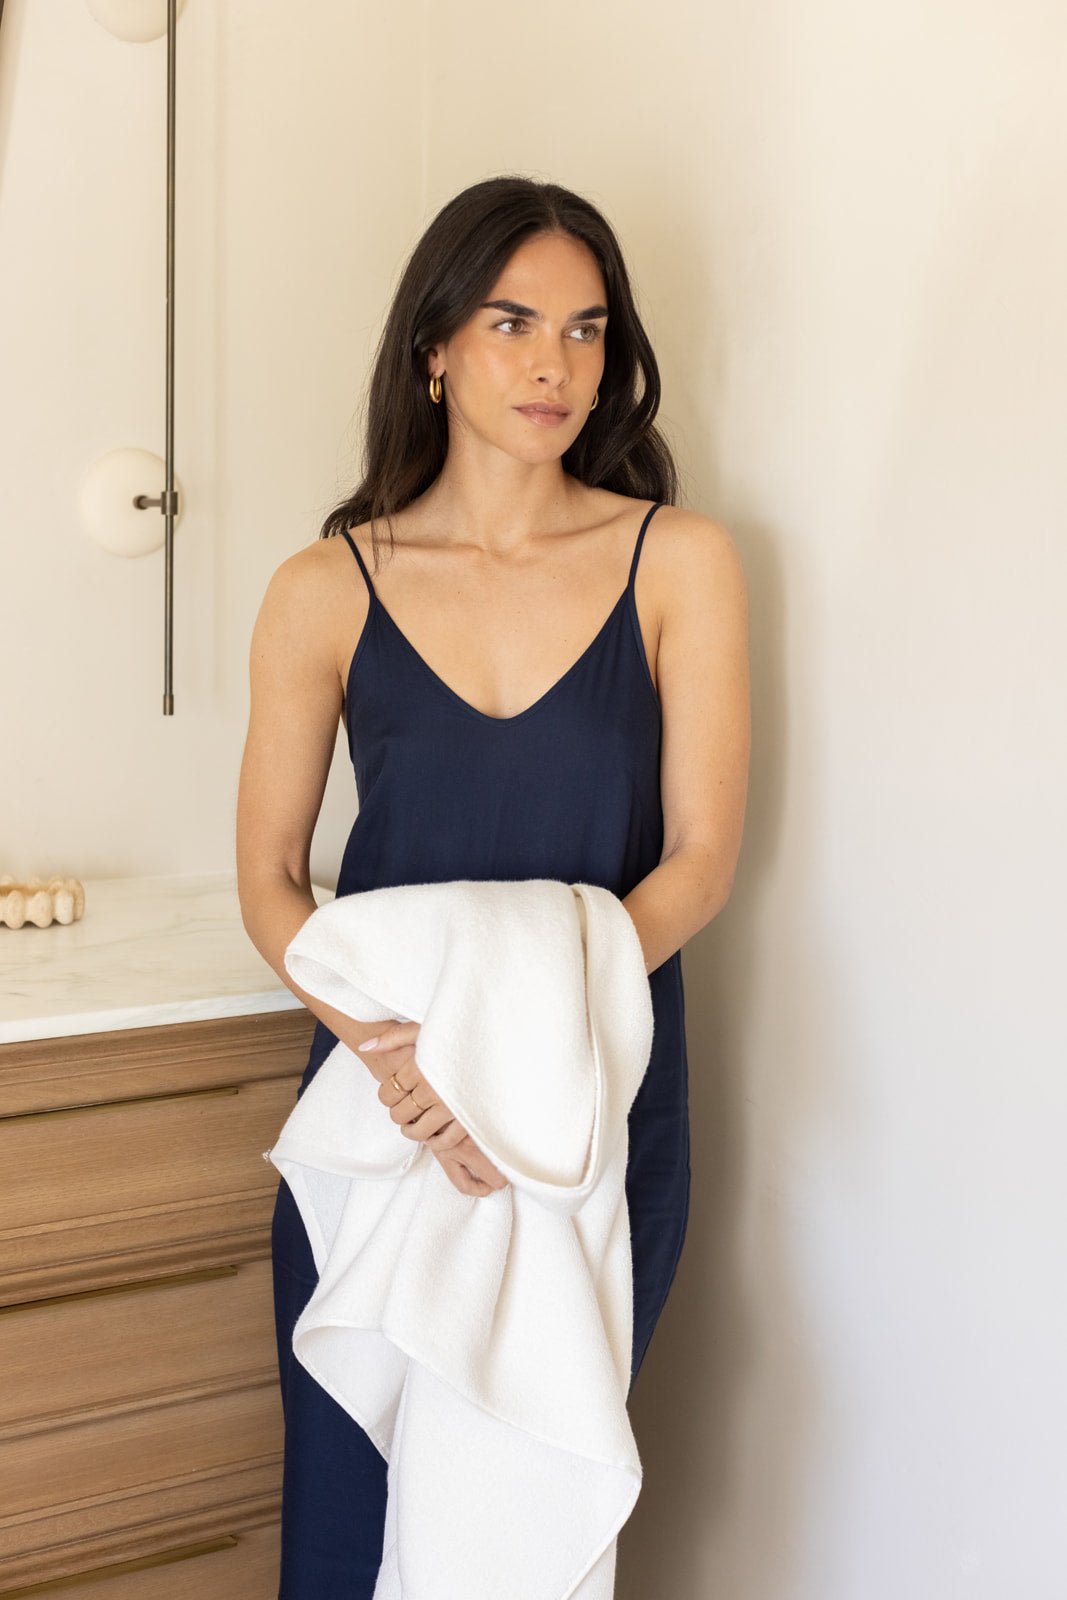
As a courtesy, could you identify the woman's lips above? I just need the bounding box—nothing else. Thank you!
[514,406,570,427]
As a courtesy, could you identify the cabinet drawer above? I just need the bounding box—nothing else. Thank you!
[0,1079,297,1301]
[0,1520,279,1598]
[0,1384,282,1577]
[0,1009,317,1117]
[0,1258,278,1432]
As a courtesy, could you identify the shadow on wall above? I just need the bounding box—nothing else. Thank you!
[618,514,832,1599]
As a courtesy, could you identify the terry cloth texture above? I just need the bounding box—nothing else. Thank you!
[264,876,654,1600]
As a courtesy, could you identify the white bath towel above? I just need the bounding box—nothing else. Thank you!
[263,877,654,1600]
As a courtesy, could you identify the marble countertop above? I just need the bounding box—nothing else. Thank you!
[0,872,335,1045]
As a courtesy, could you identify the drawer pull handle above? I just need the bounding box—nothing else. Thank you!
[4,1085,241,1125]
[0,1263,242,1317]
[1,1534,241,1596]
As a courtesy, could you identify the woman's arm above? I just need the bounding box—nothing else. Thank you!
[235,546,382,1055]
[622,510,751,972]
[235,546,513,1199]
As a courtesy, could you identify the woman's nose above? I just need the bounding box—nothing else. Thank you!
[526,345,570,386]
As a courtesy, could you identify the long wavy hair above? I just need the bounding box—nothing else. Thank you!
[317,175,679,564]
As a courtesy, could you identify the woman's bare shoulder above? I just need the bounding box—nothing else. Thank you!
[253,535,363,687]
[643,504,747,607]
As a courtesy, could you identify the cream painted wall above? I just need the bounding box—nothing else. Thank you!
[3,1,1065,1596]
[418,4,1066,1596]
[0,0,425,876]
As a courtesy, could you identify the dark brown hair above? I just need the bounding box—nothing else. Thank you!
[317,175,679,560]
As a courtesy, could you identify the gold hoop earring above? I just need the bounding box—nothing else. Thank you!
[589,389,599,411]
[429,374,443,404]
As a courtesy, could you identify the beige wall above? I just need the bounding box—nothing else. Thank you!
[3,0,1065,1594]
[0,0,424,875]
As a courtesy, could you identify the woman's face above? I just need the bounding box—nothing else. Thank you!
[429,230,608,461]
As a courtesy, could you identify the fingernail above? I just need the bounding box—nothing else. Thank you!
[358,1036,380,1051]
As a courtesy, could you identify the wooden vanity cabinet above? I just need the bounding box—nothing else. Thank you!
[0,1006,314,1597]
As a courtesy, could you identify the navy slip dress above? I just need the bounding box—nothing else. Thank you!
[270,499,691,1599]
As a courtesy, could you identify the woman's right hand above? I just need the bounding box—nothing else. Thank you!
[428,1126,510,1196]
[352,1021,509,1198]
[431,1137,509,1197]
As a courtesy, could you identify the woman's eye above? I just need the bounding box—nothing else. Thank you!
[494,319,602,341]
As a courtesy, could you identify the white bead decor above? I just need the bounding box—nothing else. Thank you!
[0,876,86,929]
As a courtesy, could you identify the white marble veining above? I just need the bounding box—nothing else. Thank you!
[0,872,334,1045]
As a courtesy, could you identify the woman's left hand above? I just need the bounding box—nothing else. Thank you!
[357,1021,508,1185]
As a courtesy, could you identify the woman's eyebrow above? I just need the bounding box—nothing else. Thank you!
[481,298,609,321]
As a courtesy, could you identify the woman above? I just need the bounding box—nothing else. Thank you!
[236,173,749,1597]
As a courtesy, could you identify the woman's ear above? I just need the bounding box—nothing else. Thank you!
[425,338,448,381]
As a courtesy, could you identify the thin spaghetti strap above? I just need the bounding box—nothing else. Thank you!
[627,501,665,590]
[338,528,377,603]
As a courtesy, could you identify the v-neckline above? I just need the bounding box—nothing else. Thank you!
[371,588,630,727]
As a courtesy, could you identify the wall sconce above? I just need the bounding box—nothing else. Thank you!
[79,0,189,713]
